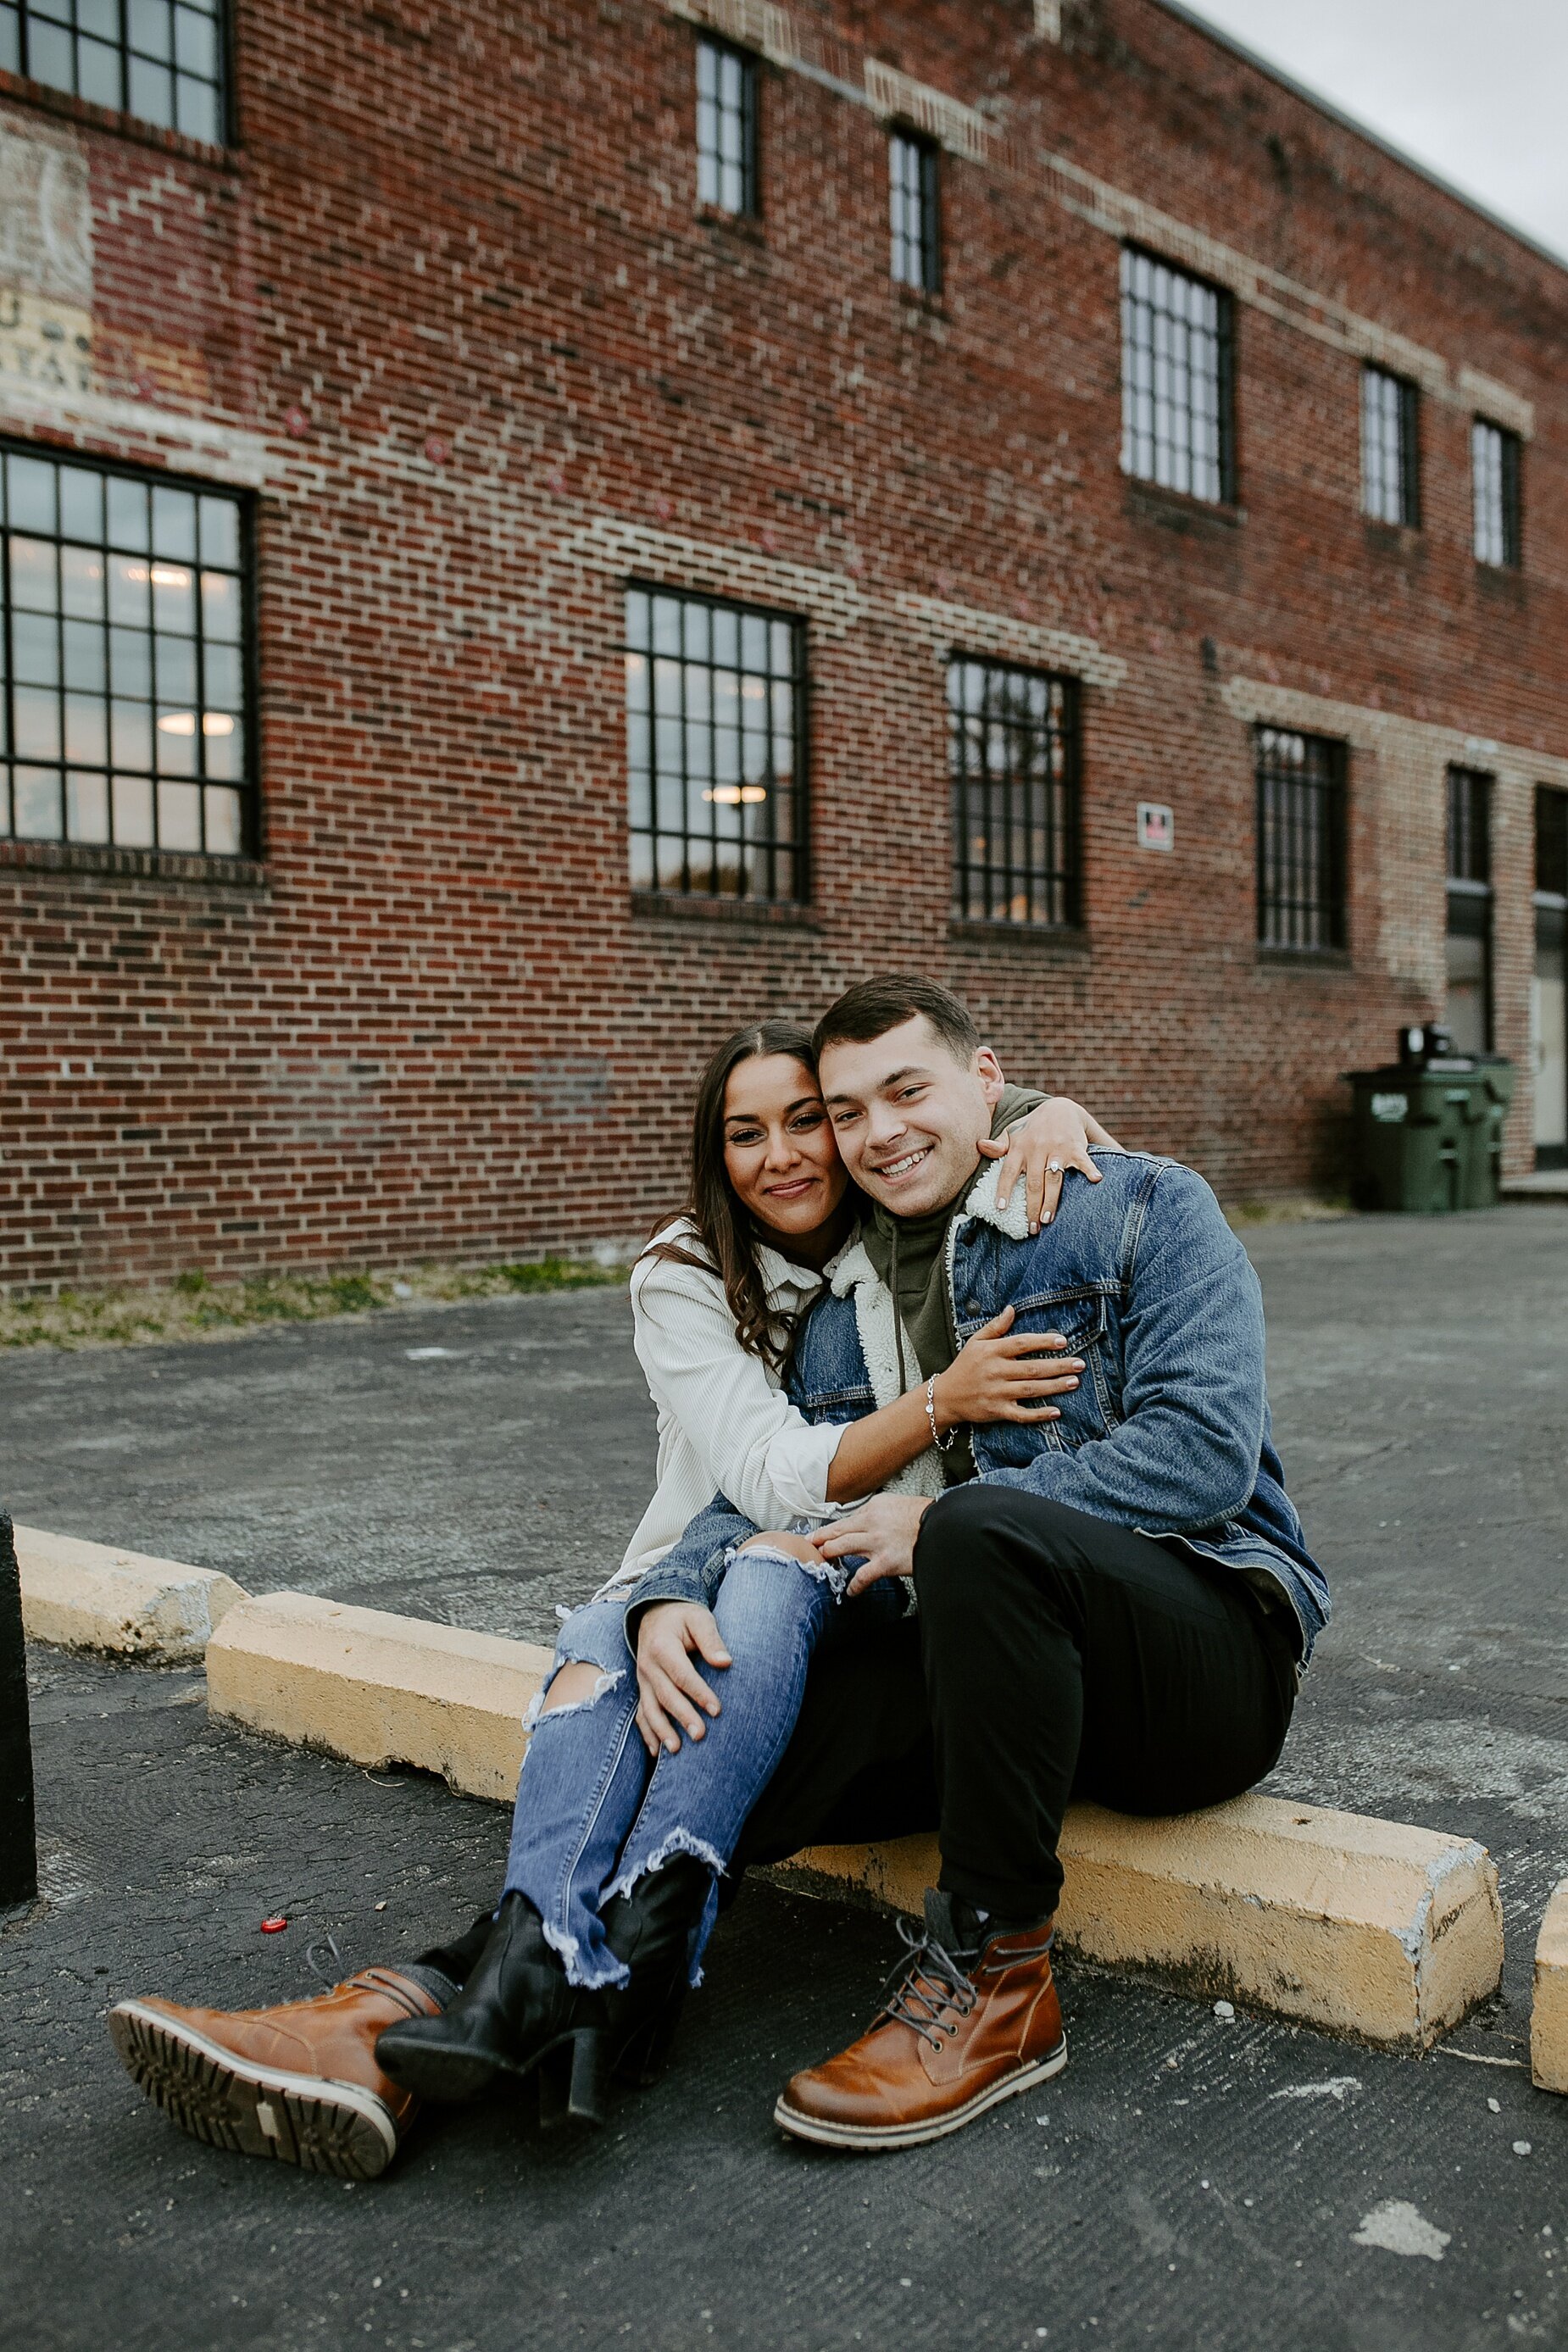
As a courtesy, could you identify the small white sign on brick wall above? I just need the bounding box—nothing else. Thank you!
[1137,802,1174,852]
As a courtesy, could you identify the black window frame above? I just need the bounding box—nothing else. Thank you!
[1254,726,1348,954]
[1472,417,1522,570]
[1445,765,1493,1053]
[623,581,808,908]
[0,436,259,861]
[1360,364,1421,529]
[948,655,1081,930]
[0,0,230,145]
[888,127,942,297]
[1119,245,1236,508]
[694,33,760,220]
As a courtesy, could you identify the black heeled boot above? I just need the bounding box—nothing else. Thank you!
[375,1893,607,2115]
[603,1854,713,2084]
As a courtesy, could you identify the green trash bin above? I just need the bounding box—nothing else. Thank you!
[1346,1065,1476,1212]
[1461,1056,1516,1208]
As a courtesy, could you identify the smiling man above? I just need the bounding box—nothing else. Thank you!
[766,975,1328,2151]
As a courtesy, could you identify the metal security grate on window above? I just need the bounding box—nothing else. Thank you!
[1255,726,1347,952]
[1119,247,1232,505]
[696,37,758,216]
[1472,418,1521,569]
[625,586,805,904]
[0,446,252,857]
[949,658,1080,927]
[1361,366,1420,527]
[0,0,225,142]
[889,131,940,293]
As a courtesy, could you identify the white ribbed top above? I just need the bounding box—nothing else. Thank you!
[607,1219,850,1589]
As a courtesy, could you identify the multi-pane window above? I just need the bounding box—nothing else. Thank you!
[1472,419,1521,568]
[1255,726,1347,952]
[1119,248,1233,506]
[889,131,940,294]
[696,38,758,216]
[1360,366,1420,526]
[625,586,804,904]
[1445,767,1492,1054]
[0,0,225,143]
[0,447,251,858]
[948,659,1080,927]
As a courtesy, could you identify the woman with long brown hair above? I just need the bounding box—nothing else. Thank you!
[111,1019,1115,2175]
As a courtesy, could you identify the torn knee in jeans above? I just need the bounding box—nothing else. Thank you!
[521,1658,625,1734]
[729,1533,850,1599]
[737,1529,820,1565]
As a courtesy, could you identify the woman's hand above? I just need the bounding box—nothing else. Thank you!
[931,1304,1082,1430]
[634,1602,731,1758]
[979,1094,1124,1235]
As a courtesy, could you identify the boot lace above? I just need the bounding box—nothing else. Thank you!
[875,1915,977,2051]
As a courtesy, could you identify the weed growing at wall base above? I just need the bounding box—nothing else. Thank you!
[0,1259,628,1353]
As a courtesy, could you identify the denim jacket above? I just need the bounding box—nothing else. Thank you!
[623,1149,1329,1666]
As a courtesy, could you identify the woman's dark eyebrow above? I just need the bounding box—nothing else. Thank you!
[726,1095,820,1127]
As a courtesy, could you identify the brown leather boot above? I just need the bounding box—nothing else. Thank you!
[108,1967,441,2181]
[775,1892,1066,2151]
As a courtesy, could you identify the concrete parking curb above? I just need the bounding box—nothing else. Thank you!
[785,1801,1503,2052]
[1532,1881,1568,2093]
[15,1525,248,1662]
[206,1590,553,1804]
[203,1586,1504,2050]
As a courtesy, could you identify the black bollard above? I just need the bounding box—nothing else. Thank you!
[0,1513,38,1908]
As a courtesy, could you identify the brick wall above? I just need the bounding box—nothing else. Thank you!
[2,0,1565,1289]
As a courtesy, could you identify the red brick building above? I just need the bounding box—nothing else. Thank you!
[3,0,1565,1290]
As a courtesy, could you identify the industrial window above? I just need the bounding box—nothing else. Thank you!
[1445,767,1492,1054]
[696,37,758,216]
[1119,247,1233,505]
[0,446,252,857]
[889,131,941,294]
[1360,366,1420,527]
[1255,726,1347,953]
[1472,419,1521,569]
[948,659,1080,927]
[625,586,805,904]
[0,0,225,142]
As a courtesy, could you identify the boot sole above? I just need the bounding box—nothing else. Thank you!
[772,2036,1068,2152]
[108,2001,398,2182]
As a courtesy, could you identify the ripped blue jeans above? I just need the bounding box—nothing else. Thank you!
[503,1542,881,1991]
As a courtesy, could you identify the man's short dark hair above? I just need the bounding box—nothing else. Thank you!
[813,976,981,1066]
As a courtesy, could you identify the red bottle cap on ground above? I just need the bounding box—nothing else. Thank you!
[260,1914,288,1933]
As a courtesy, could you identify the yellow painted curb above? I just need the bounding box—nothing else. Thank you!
[15,1524,248,1662]
[1531,1880,1568,2093]
[206,1590,553,1804]
[787,1796,1502,2051]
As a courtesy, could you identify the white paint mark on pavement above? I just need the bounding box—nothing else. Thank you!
[1353,2202,1450,2261]
[1271,2077,1361,2103]
[405,1347,459,1360]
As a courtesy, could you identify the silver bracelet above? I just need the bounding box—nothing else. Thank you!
[926,1373,958,1452]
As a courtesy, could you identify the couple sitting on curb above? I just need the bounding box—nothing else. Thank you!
[111,976,1326,2174]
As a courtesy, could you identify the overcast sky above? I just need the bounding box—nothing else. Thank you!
[1185,0,1568,262]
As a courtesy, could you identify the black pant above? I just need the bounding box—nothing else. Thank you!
[913,1485,1298,1919]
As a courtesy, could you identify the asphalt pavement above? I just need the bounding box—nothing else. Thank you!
[3,1205,1565,2350]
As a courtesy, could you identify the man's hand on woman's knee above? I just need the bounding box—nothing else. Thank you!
[634,1602,733,1758]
